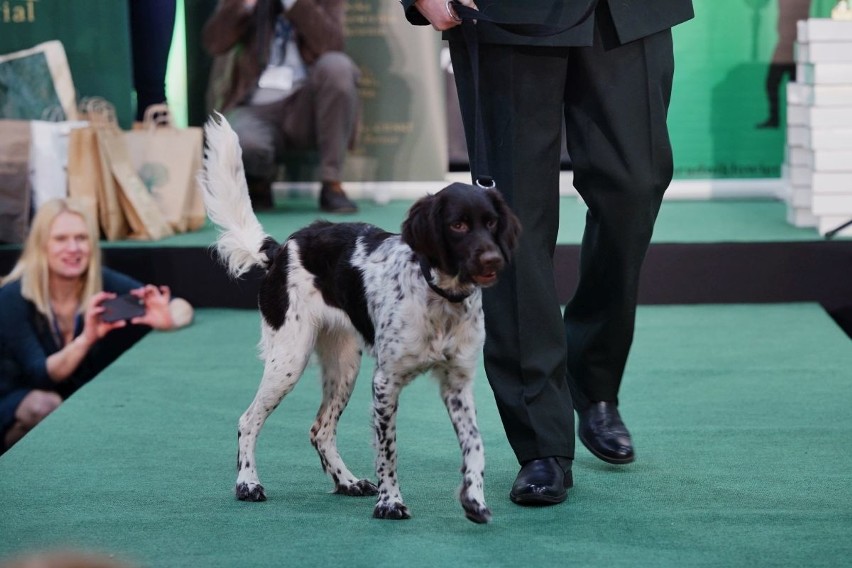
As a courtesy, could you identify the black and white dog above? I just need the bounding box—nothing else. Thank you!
[200,114,520,523]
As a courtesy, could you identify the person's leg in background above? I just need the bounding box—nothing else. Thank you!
[283,52,360,214]
[1,389,62,453]
[225,103,285,211]
[562,3,676,465]
[129,0,177,121]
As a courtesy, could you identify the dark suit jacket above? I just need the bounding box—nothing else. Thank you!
[402,0,694,45]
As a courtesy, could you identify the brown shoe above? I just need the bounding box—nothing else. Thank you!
[319,181,358,214]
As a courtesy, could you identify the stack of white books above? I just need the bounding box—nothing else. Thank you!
[785,18,852,237]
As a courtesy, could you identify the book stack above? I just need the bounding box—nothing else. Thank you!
[785,18,852,237]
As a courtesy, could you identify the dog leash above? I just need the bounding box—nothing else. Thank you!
[451,0,595,189]
[419,3,594,302]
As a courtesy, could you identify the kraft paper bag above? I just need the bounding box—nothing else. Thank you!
[85,100,172,241]
[125,104,205,233]
[67,124,120,239]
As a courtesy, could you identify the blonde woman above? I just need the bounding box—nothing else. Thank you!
[0,198,193,453]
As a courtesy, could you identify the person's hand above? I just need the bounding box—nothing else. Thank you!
[414,0,477,31]
[81,291,128,346]
[131,285,175,331]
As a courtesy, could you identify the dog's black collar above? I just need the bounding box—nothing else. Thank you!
[419,256,471,303]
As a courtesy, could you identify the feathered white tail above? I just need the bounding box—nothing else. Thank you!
[199,113,271,278]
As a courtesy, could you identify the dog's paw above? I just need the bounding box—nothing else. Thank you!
[373,501,411,520]
[236,482,267,502]
[335,479,379,497]
[462,499,492,524]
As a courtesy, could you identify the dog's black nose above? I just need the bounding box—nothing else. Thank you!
[480,250,504,273]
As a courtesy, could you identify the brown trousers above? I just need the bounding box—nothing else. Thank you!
[226,52,359,183]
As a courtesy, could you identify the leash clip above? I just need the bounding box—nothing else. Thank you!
[475,176,495,189]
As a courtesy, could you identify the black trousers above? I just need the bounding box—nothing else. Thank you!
[449,9,675,464]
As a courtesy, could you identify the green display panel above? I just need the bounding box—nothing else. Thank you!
[669,0,834,179]
[0,0,134,127]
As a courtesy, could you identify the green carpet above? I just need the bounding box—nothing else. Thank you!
[1,304,850,567]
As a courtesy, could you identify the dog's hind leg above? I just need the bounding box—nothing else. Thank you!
[371,367,411,520]
[236,324,315,502]
[439,369,491,524]
[312,329,378,497]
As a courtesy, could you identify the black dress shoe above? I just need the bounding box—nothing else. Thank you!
[578,401,635,465]
[509,457,572,506]
[319,181,358,214]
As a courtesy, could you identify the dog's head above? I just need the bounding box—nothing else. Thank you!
[401,182,521,287]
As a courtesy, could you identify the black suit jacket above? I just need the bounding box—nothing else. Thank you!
[402,0,694,45]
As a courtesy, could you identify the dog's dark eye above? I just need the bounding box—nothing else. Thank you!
[485,219,497,231]
[450,222,469,232]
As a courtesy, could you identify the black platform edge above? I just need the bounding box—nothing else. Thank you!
[1,240,850,337]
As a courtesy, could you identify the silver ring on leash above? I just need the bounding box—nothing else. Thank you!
[446,0,462,22]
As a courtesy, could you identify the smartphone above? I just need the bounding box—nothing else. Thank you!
[101,293,146,323]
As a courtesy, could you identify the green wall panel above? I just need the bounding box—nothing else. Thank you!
[0,0,134,127]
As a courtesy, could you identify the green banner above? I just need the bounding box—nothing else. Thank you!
[669,0,834,179]
[0,0,134,127]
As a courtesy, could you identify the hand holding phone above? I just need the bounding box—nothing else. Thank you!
[101,293,146,323]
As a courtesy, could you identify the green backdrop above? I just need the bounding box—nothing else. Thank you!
[0,0,134,128]
[668,0,835,179]
[1,0,841,180]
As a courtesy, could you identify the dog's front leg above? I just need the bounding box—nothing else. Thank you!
[371,367,410,520]
[440,372,491,524]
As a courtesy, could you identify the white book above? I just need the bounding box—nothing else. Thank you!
[812,150,852,171]
[811,194,852,215]
[797,63,852,85]
[787,82,852,106]
[788,148,852,171]
[786,125,809,147]
[810,127,852,150]
[796,41,852,63]
[788,164,813,185]
[788,185,813,207]
[797,18,852,43]
[786,205,818,227]
[787,105,852,128]
[787,146,811,166]
[817,215,852,237]
[812,171,852,192]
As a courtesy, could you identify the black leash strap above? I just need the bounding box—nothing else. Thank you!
[458,17,493,190]
[450,1,595,189]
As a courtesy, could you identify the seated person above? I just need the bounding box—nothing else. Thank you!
[0,198,194,453]
[203,0,360,213]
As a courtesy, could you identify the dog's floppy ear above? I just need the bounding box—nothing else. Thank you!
[486,188,522,262]
[401,192,449,269]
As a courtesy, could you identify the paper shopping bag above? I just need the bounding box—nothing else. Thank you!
[0,120,32,244]
[85,100,172,241]
[125,104,205,232]
[67,124,123,239]
[29,120,89,210]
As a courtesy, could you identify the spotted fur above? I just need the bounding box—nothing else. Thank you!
[200,114,520,523]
